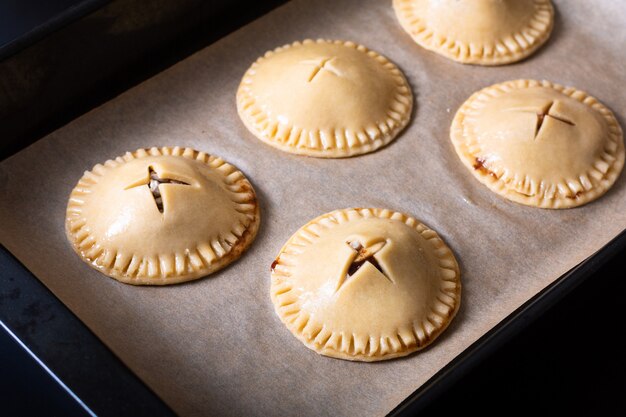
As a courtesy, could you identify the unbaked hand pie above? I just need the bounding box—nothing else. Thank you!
[270,208,461,361]
[65,147,260,285]
[451,80,625,208]
[237,39,413,158]
[393,0,554,65]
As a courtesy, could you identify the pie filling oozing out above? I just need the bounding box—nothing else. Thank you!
[451,80,625,208]
[237,39,413,158]
[65,146,260,285]
[393,0,554,65]
[270,208,461,362]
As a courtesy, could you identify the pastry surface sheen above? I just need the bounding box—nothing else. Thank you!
[451,80,625,208]
[65,147,260,285]
[393,0,554,65]
[271,208,461,361]
[237,39,413,157]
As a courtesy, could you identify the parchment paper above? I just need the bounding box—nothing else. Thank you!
[1,1,625,416]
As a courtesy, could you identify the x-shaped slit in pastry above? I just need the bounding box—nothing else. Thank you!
[346,240,391,282]
[533,101,575,138]
[508,101,576,139]
[302,57,341,82]
[128,166,190,213]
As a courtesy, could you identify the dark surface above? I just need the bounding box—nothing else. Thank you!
[0,0,109,61]
[0,0,288,158]
[0,321,92,417]
[421,245,626,415]
[0,246,176,417]
[1,0,626,416]
[0,0,79,44]
[0,0,79,41]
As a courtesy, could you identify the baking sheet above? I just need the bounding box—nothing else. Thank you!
[1,0,625,415]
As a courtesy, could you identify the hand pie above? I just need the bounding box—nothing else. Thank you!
[65,147,260,285]
[451,80,625,208]
[270,208,461,361]
[393,0,554,65]
[237,39,413,158]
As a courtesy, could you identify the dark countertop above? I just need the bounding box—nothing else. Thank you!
[423,247,626,415]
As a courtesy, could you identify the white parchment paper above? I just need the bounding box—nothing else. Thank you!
[1,1,625,416]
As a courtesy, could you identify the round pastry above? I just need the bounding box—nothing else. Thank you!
[65,146,260,285]
[393,0,554,65]
[237,39,413,158]
[270,208,461,361]
[451,80,625,208]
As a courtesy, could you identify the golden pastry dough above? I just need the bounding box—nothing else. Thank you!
[451,80,625,208]
[65,147,260,285]
[271,208,461,361]
[237,39,413,158]
[393,0,554,65]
